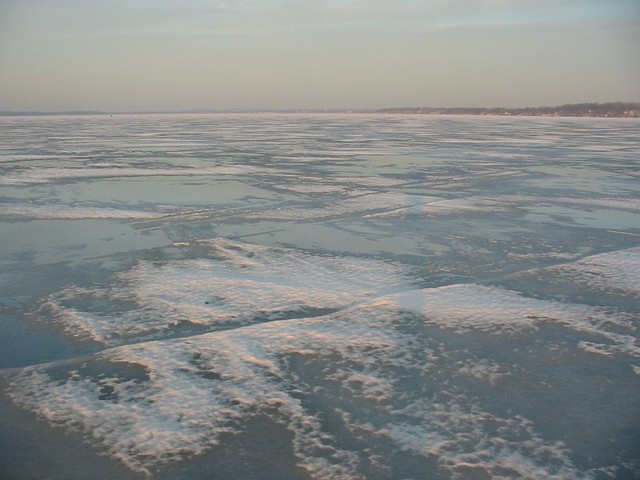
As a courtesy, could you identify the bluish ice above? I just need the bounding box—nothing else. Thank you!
[0,114,639,479]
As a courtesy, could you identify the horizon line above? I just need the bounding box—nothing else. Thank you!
[1,101,639,117]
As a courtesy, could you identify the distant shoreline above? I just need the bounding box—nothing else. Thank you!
[1,102,638,118]
[377,102,640,118]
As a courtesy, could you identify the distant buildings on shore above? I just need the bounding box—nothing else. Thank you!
[377,102,640,118]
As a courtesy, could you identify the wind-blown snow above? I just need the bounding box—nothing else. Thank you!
[10,238,639,478]
[34,238,414,345]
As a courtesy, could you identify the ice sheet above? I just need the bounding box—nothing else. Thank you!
[10,237,639,478]
[2,114,639,480]
[11,282,604,479]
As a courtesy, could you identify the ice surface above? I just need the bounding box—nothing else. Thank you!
[244,191,421,220]
[1,114,639,480]
[491,195,640,213]
[367,196,508,218]
[34,238,414,345]
[0,165,260,185]
[10,280,601,479]
[387,284,639,356]
[10,238,639,478]
[0,203,160,220]
[547,247,640,298]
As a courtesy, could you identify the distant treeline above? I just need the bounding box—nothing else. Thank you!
[377,102,640,118]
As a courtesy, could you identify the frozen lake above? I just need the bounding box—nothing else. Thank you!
[0,113,639,479]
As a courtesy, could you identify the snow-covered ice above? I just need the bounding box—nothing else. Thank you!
[1,113,638,480]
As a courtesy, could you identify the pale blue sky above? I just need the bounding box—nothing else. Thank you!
[1,0,639,111]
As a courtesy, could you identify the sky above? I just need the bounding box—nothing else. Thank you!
[1,0,639,112]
